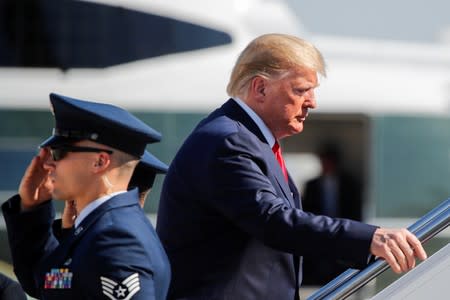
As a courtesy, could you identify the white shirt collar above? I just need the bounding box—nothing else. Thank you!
[232,97,276,147]
[74,191,126,228]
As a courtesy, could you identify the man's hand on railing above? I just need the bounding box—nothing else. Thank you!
[370,228,428,274]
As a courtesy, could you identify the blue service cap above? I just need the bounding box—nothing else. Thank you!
[40,93,162,157]
[129,150,168,190]
[140,150,168,174]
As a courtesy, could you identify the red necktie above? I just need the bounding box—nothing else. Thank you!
[272,141,288,181]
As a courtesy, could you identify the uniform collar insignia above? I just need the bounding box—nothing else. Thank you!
[63,258,72,266]
[100,273,140,300]
[74,226,84,235]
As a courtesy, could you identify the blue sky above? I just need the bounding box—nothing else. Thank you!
[290,0,450,43]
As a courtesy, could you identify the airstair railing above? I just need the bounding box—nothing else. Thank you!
[307,198,450,300]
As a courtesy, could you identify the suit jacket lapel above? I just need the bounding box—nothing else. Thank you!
[288,175,301,209]
[221,99,297,208]
[263,146,297,208]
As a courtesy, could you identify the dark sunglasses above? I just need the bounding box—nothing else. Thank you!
[49,145,113,161]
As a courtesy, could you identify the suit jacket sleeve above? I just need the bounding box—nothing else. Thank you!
[202,131,376,268]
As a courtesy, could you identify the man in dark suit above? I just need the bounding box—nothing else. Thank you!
[303,143,362,221]
[302,144,363,285]
[156,33,427,300]
[2,93,170,299]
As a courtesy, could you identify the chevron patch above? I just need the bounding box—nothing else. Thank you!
[100,273,140,300]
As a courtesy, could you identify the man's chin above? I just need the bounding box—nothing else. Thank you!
[291,123,304,135]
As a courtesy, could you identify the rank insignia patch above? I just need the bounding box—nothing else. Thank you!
[100,273,140,300]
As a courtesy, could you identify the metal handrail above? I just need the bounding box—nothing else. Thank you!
[307,198,450,300]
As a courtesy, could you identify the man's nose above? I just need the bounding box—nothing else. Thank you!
[305,89,316,108]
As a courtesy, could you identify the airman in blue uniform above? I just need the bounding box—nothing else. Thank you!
[2,93,170,300]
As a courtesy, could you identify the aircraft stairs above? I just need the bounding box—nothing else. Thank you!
[307,198,450,300]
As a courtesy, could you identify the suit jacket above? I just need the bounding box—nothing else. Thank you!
[2,189,170,300]
[156,99,377,300]
[303,173,362,221]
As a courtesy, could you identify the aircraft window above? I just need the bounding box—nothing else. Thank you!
[0,0,232,69]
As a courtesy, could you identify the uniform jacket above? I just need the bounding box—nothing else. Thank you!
[156,99,377,300]
[2,189,170,300]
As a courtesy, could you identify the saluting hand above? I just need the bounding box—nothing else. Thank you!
[370,228,427,273]
[19,148,53,211]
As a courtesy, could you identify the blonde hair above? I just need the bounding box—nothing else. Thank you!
[226,33,326,98]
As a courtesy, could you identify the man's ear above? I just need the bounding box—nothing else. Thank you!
[250,76,267,101]
[93,153,110,172]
